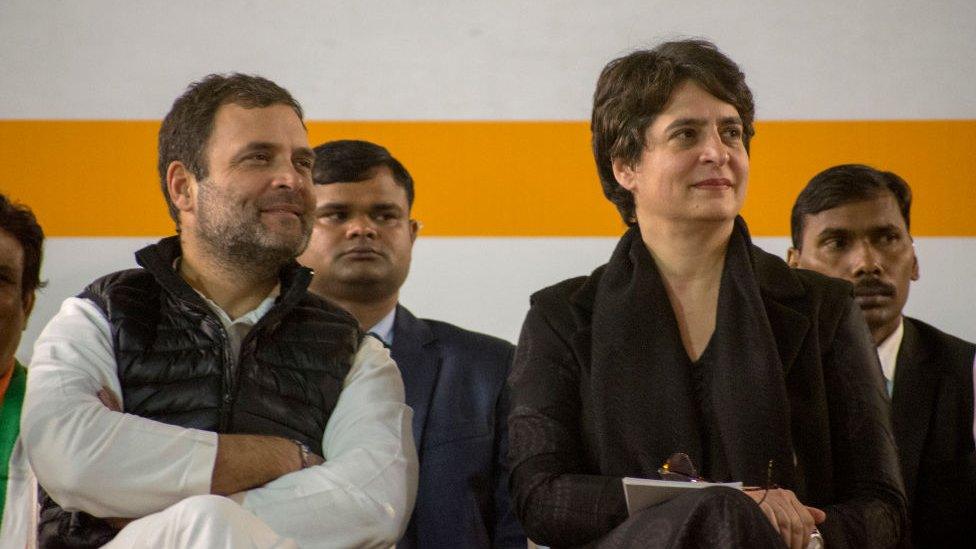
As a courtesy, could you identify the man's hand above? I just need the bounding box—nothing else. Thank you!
[304,447,326,468]
[744,488,826,549]
[97,387,122,412]
[103,517,133,530]
[211,434,324,495]
[96,386,325,495]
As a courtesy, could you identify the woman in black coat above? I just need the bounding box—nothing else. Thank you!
[508,40,906,549]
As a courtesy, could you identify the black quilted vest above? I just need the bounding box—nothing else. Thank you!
[38,236,361,548]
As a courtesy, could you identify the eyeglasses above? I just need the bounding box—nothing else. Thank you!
[657,452,706,482]
[657,453,777,493]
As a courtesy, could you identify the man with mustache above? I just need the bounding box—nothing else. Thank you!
[22,75,416,548]
[297,140,525,548]
[788,163,975,547]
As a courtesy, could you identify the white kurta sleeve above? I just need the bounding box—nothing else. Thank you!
[231,337,418,548]
[21,297,217,518]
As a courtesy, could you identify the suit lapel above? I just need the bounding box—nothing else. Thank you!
[391,305,441,456]
[753,244,810,376]
[891,318,936,500]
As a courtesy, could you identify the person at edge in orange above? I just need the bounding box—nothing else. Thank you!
[0,193,44,549]
[788,164,976,547]
[507,40,906,549]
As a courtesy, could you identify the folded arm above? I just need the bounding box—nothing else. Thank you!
[23,297,313,519]
[230,337,418,547]
[23,297,218,517]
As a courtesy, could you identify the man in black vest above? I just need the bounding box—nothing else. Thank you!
[788,164,975,547]
[297,140,525,548]
[22,74,417,548]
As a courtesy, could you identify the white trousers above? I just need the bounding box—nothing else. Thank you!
[105,495,298,549]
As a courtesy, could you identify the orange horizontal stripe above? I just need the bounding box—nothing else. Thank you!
[1,120,973,237]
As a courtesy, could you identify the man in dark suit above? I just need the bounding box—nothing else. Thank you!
[788,164,976,547]
[298,139,525,548]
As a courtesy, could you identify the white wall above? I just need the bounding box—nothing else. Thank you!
[5,0,976,360]
[2,1,974,120]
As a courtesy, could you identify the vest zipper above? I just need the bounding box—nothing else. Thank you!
[211,317,236,432]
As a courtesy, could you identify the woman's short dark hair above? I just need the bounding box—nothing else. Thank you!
[591,39,756,224]
[157,73,305,225]
[790,164,912,249]
[0,193,45,299]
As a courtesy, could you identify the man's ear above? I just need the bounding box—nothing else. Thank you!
[409,219,420,244]
[611,157,639,192]
[911,242,920,281]
[167,161,196,213]
[786,247,801,268]
[21,291,35,329]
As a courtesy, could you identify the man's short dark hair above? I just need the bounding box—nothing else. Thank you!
[157,73,305,225]
[591,39,756,225]
[311,140,415,208]
[0,193,45,299]
[791,164,913,249]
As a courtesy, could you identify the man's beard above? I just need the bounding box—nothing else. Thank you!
[195,182,312,276]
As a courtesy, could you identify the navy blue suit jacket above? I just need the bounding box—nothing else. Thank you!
[391,305,525,548]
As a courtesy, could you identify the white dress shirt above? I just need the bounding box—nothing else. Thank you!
[368,308,397,348]
[877,318,905,397]
[23,295,417,548]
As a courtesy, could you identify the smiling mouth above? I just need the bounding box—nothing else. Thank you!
[693,178,733,189]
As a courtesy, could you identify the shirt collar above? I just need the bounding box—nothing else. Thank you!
[173,255,280,327]
[876,317,905,386]
[197,285,281,330]
[368,307,397,347]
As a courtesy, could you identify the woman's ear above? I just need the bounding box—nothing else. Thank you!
[612,157,640,192]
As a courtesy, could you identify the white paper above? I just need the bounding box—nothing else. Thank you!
[622,477,744,515]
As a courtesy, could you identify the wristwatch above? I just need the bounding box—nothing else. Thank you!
[292,439,312,469]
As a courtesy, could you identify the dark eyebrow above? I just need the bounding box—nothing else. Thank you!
[664,118,706,132]
[238,141,276,153]
[867,223,903,234]
[815,227,852,242]
[293,147,315,161]
[664,116,742,132]
[231,142,275,161]
[370,202,403,212]
[315,202,349,214]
